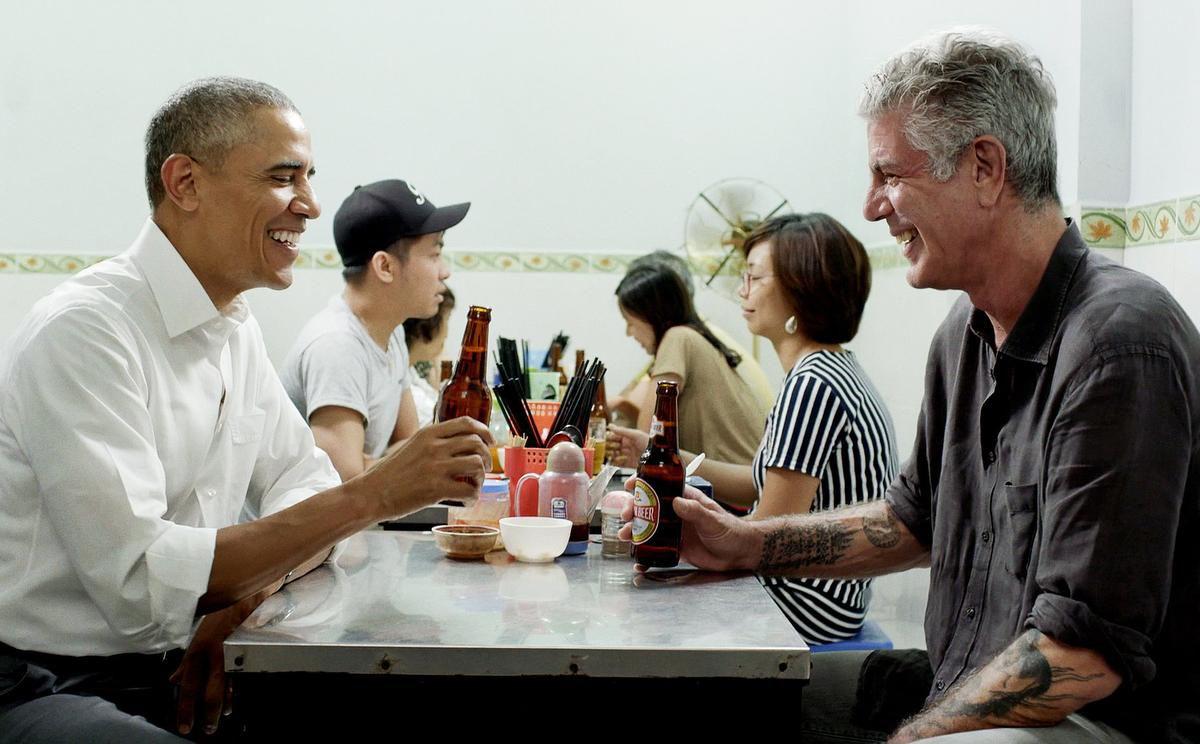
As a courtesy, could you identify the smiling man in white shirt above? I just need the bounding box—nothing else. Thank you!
[0,77,490,741]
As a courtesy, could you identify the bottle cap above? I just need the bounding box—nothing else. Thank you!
[545,441,586,473]
[601,491,631,514]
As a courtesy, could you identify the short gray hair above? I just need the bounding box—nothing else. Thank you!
[859,28,1060,209]
[144,77,298,208]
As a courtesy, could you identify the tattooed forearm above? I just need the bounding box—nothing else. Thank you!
[760,520,854,572]
[945,632,1102,723]
[863,507,901,548]
[892,630,1115,741]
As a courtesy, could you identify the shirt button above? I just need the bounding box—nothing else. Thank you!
[984,450,996,464]
[981,531,991,543]
[966,607,976,620]
[935,679,946,692]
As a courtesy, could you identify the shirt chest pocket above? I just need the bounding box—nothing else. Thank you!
[999,482,1039,581]
[229,411,266,446]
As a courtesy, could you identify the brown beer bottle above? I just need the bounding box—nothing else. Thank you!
[435,306,492,425]
[631,381,684,567]
[439,359,454,385]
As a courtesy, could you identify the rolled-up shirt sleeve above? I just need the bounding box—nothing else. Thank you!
[885,412,934,549]
[8,307,215,648]
[1029,346,1187,688]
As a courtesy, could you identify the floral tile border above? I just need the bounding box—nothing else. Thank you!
[1126,201,1178,246]
[866,244,907,271]
[0,244,1021,276]
[1083,196,1200,249]
[1179,195,1200,242]
[0,254,108,274]
[9,198,1200,277]
[1080,209,1127,248]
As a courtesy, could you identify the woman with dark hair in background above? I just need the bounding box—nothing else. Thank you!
[607,251,774,427]
[404,287,456,427]
[611,264,768,465]
[609,213,898,643]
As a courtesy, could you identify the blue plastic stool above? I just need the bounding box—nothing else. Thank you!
[810,619,894,653]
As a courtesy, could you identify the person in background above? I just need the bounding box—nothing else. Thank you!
[610,261,768,465]
[610,213,898,642]
[403,286,456,427]
[0,78,489,740]
[621,29,1198,744]
[281,179,468,481]
[608,250,773,427]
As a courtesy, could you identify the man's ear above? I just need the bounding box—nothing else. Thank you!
[369,251,396,284]
[970,135,1007,208]
[160,154,201,212]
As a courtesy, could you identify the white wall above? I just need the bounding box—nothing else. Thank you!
[1,0,1084,420]
[1078,0,1131,206]
[1124,0,1200,320]
[1129,1,1200,206]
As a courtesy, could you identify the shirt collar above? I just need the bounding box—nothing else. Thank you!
[129,218,249,339]
[967,220,1088,366]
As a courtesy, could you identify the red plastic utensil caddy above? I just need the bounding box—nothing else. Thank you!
[503,446,595,517]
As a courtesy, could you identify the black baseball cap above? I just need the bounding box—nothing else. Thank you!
[333,179,470,268]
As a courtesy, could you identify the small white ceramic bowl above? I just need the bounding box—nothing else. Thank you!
[432,524,499,560]
[499,517,571,563]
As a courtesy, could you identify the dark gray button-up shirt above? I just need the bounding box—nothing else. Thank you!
[887,224,1200,741]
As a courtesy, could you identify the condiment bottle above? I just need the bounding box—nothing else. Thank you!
[538,442,591,555]
[588,377,610,475]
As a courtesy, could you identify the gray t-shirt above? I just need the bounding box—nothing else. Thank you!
[280,294,409,458]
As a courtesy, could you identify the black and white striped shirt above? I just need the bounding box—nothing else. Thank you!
[752,350,899,643]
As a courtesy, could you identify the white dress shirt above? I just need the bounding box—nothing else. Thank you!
[0,219,340,656]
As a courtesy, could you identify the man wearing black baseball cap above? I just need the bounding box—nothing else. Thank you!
[281,179,470,480]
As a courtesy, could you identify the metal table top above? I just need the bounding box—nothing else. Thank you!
[225,531,809,680]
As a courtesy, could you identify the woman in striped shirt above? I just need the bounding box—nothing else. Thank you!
[609,213,898,643]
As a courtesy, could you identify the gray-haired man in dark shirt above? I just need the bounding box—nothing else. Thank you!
[624,30,1199,743]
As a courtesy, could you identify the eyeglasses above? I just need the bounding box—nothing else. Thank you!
[740,271,775,291]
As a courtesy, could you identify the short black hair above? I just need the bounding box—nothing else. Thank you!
[615,265,741,369]
[144,77,297,208]
[742,213,871,344]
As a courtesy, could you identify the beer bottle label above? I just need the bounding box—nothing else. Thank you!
[630,478,660,545]
[649,418,664,436]
[550,497,567,521]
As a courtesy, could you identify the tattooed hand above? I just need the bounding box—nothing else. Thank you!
[649,487,764,571]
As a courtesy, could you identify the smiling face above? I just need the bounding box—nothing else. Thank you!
[862,109,983,292]
[738,239,793,341]
[619,304,657,354]
[192,107,319,305]
[394,231,451,321]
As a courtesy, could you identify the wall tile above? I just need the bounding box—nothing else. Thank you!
[1178,195,1200,242]
[1080,208,1127,248]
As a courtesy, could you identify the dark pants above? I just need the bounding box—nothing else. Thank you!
[800,649,935,743]
[0,643,227,743]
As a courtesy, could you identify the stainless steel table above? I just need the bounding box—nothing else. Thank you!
[227,531,808,680]
[224,531,808,733]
